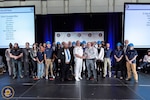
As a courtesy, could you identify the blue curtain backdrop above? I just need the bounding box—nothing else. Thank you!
[106,13,122,49]
[36,13,122,50]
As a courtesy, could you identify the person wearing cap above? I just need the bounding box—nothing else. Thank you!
[125,43,138,83]
[96,41,104,76]
[114,42,125,79]
[82,41,87,52]
[44,41,55,80]
[73,40,85,81]
[10,43,23,79]
[54,42,61,77]
[139,49,150,70]
[103,43,112,78]
[85,42,98,81]
[72,41,76,47]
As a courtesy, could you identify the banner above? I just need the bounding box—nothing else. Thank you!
[55,31,104,43]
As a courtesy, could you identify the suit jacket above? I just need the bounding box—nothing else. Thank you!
[69,47,74,64]
[57,48,72,65]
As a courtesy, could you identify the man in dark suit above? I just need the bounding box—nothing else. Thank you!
[69,42,76,76]
[58,42,72,81]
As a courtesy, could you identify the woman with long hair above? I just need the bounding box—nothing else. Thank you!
[30,43,38,79]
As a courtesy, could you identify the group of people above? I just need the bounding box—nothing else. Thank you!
[4,40,141,83]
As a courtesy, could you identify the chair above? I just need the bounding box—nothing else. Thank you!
[144,63,150,73]
[142,62,150,73]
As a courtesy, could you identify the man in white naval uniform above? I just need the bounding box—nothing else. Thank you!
[73,40,84,81]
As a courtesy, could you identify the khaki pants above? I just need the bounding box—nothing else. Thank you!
[45,59,53,77]
[103,58,111,77]
[126,62,138,81]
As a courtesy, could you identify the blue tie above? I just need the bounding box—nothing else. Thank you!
[66,49,70,60]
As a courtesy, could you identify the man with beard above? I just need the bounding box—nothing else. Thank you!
[10,43,23,79]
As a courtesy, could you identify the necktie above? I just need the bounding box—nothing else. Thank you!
[66,49,70,60]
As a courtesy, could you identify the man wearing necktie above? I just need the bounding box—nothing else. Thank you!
[58,42,72,81]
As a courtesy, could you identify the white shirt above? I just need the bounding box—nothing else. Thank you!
[73,46,83,60]
[143,55,150,63]
[64,49,71,63]
[5,48,11,61]
[96,47,104,61]
[123,44,129,53]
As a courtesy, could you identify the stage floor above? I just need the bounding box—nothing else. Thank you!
[0,72,150,100]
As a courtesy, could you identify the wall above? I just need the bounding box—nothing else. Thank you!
[0,0,149,14]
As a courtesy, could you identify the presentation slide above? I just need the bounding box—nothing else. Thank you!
[0,6,35,48]
[55,31,104,43]
[124,4,150,48]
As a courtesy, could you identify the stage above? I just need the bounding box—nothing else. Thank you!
[0,72,150,100]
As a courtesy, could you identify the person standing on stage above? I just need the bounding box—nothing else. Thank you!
[44,41,55,80]
[30,43,38,79]
[55,42,62,77]
[123,40,129,78]
[125,43,138,83]
[81,41,87,74]
[10,43,23,79]
[69,42,76,76]
[58,42,72,81]
[36,46,45,80]
[103,43,112,78]
[22,42,32,77]
[114,42,125,79]
[96,41,104,76]
[85,42,98,81]
[73,40,85,81]
[5,43,13,76]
